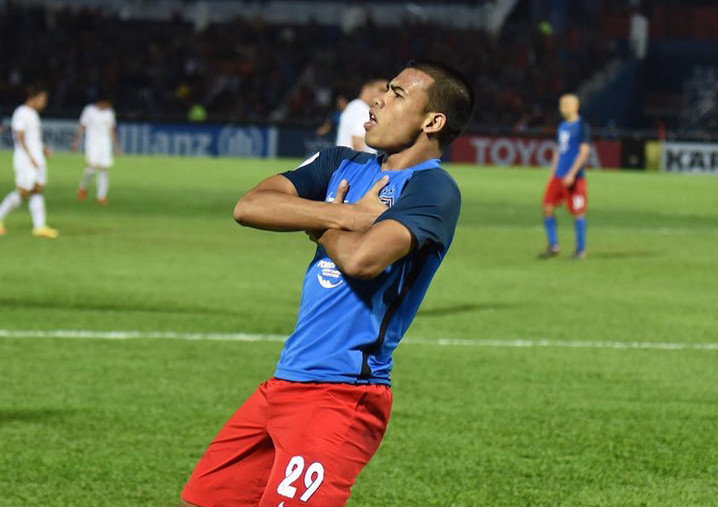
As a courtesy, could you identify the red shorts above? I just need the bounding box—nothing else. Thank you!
[181,378,392,507]
[543,176,587,216]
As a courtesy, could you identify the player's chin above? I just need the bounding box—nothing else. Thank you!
[365,135,381,151]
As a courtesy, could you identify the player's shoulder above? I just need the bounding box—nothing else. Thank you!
[412,166,460,194]
[12,104,28,116]
[11,104,32,123]
[578,117,591,140]
[315,146,374,168]
[404,166,461,209]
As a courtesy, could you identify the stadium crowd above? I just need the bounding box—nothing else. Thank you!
[0,2,618,130]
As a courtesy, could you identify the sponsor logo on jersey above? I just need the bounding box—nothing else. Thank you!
[317,259,343,289]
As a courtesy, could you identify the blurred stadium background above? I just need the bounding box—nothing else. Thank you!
[2,0,718,168]
[1,1,717,506]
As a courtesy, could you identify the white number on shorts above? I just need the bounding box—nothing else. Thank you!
[299,462,325,502]
[276,455,325,502]
[572,194,585,210]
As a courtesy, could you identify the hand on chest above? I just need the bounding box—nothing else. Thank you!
[326,169,411,209]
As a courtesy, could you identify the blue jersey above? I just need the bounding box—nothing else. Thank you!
[276,147,461,385]
[555,118,591,179]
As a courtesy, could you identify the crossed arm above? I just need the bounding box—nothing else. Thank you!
[233,175,415,280]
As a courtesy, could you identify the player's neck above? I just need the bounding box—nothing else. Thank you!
[381,143,442,171]
[564,113,579,122]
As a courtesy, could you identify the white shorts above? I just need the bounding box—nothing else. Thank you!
[13,155,47,191]
[85,143,113,168]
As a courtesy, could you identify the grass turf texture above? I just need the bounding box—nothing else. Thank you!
[1,152,717,506]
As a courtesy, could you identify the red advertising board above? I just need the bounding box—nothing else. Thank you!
[449,136,621,169]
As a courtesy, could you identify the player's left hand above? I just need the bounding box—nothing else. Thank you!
[306,179,350,243]
[44,146,54,158]
[561,174,575,188]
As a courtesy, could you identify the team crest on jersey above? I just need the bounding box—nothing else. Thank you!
[379,187,395,208]
[316,259,343,289]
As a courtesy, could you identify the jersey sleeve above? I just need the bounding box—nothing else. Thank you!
[580,121,591,144]
[375,169,461,249]
[281,147,352,201]
[11,109,27,132]
[79,106,90,126]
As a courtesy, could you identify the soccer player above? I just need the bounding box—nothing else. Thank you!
[0,85,58,238]
[71,96,120,205]
[179,60,474,507]
[541,93,591,259]
[335,78,387,153]
[315,93,348,138]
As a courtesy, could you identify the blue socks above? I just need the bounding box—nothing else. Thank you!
[544,216,587,253]
[543,216,558,249]
[574,216,586,253]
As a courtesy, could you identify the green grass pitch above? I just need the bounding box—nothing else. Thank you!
[1,152,717,506]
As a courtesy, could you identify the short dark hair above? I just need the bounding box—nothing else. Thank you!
[96,89,114,104]
[406,59,474,149]
[25,84,48,100]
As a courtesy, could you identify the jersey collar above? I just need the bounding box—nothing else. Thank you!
[375,154,442,172]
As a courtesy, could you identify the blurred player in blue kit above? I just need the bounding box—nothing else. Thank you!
[541,93,591,259]
[179,60,473,507]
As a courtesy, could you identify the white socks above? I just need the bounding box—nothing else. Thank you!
[80,167,109,199]
[80,167,95,189]
[0,191,22,220]
[97,169,109,199]
[28,194,46,229]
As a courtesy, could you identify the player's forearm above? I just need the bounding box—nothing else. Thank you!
[72,127,84,146]
[234,190,352,232]
[351,136,365,151]
[317,229,382,280]
[567,151,590,177]
[317,221,413,280]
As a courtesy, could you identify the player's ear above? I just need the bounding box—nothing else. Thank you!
[422,112,446,136]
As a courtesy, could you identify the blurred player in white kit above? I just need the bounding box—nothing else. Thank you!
[0,85,58,238]
[72,96,120,205]
[336,78,387,153]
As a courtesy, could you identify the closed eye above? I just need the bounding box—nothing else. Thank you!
[389,83,406,98]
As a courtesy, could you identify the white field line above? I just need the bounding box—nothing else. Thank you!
[0,329,717,351]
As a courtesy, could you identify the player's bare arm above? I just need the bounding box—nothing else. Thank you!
[305,174,413,279]
[313,219,415,280]
[351,135,365,151]
[111,127,122,155]
[15,130,38,168]
[233,174,387,232]
[562,142,590,187]
[71,125,85,152]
